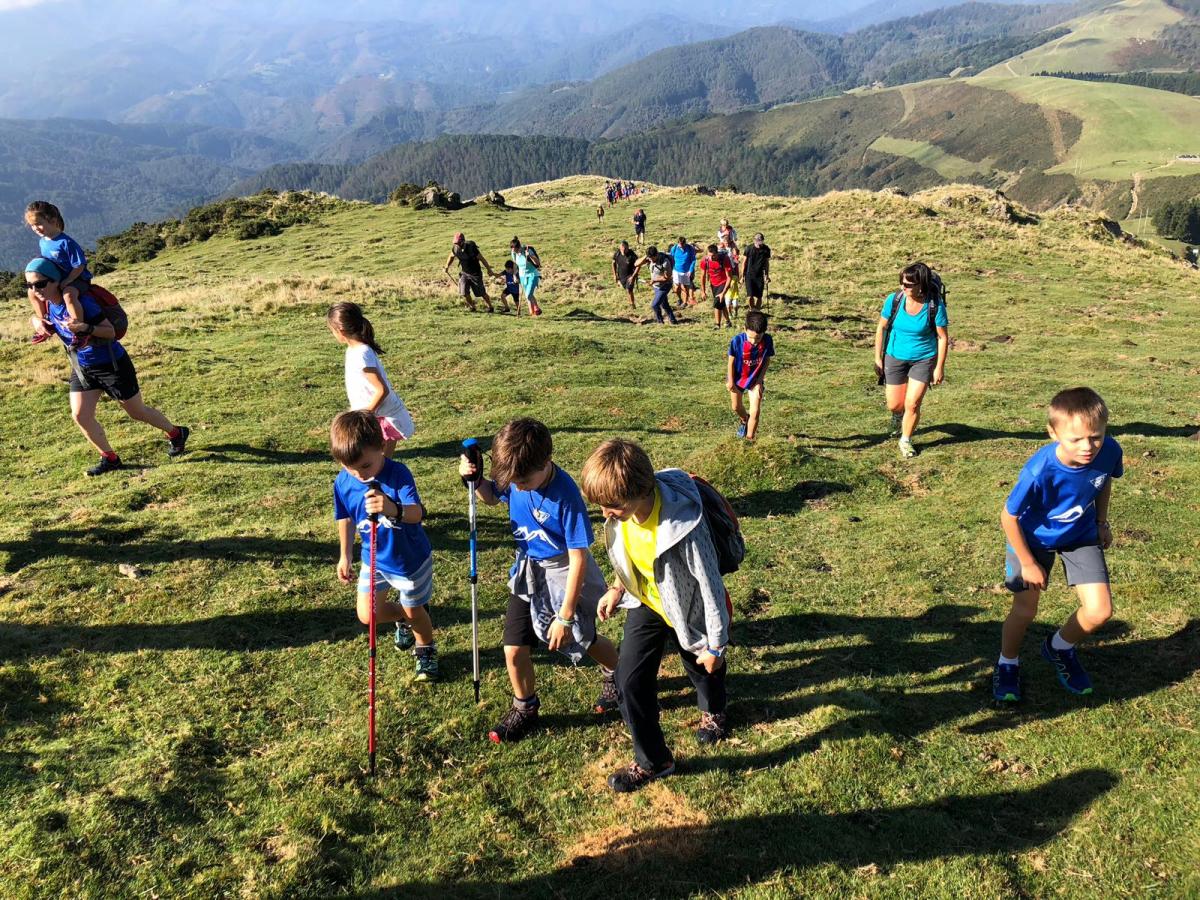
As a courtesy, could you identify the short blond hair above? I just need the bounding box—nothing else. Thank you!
[1048,387,1108,430]
[580,438,656,507]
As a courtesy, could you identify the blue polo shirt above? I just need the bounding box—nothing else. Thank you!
[497,465,594,562]
[670,243,697,275]
[333,458,432,577]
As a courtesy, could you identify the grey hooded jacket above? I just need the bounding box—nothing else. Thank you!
[603,468,730,653]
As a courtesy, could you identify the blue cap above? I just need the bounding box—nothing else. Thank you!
[25,257,64,281]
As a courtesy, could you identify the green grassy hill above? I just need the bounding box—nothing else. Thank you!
[1,177,1197,897]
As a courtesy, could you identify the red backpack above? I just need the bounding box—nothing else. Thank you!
[86,284,129,340]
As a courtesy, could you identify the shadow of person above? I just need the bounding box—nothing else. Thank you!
[353,768,1117,899]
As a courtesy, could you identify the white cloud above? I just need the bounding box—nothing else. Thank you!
[0,0,61,9]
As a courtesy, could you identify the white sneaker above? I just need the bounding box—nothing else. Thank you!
[898,438,916,459]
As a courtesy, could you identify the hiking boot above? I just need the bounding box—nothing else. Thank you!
[413,646,439,682]
[87,455,122,477]
[889,411,904,437]
[167,426,190,457]
[992,662,1021,703]
[696,711,729,746]
[898,437,916,459]
[393,622,416,652]
[736,420,748,439]
[1041,637,1092,695]
[488,702,540,743]
[607,759,675,793]
[593,670,618,714]
[31,331,50,345]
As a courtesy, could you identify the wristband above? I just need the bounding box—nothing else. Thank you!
[554,614,577,627]
[707,646,725,658]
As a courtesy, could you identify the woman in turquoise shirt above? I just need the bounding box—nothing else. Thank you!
[873,262,949,459]
[510,237,543,317]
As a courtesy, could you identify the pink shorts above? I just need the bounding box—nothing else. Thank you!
[378,416,409,442]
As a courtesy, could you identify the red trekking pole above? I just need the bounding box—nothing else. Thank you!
[367,479,380,776]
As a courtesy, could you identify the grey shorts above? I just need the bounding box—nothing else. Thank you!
[459,273,486,298]
[883,354,935,386]
[1004,542,1109,592]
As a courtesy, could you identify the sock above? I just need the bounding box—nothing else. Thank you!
[514,694,539,711]
[1051,631,1074,651]
[600,666,615,678]
[102,450,119,462]
[998,654,1019,666]
[167,427,181,440]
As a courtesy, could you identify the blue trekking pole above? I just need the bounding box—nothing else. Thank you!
[367,479,381,776]
[461,439,484,703]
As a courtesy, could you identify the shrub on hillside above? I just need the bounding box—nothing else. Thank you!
[92,222,167,274]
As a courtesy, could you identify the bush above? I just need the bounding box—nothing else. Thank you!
[232,219,281,240]
[1152,199,1200,243]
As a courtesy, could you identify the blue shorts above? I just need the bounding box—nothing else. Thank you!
[358,555,433,608]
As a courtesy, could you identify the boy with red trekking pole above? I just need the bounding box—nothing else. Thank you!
[332,411,440,700]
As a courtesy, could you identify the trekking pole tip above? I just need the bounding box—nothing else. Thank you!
[474,681,481,703]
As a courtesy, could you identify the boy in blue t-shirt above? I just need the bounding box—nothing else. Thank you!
[498,260,520,311]
[994,387,1123,703]
[332,411,439,681]
[25,201,88,344]
[458,418,620,743]
[727,310,775,441]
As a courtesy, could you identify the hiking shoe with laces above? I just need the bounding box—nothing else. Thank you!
[696,711,729,746]
[992,662,1021,703]
[1041,637,1092,695]
[898,437,916,459]
[607,759,675,793]
[413,646,439,682]
[593,670,618,714]
[167,425,190,457]
[87,455,122,477]
[31,331,50,344]
[393,622,415,652]
[488,702,540,743]
[889,411,904,437]
[736,420,748,439]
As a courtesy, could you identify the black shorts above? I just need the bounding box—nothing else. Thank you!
[503,593,539,648]
[459,273,486,298]
[69,352,140,401]
[745,275,765,298]
[711,284,726,308]
[634,225,645,235]
[619,274,637,291]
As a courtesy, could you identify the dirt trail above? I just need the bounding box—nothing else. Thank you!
[1042,107,1068,162]
[1130,171,1144,216]
[899,86,916,124]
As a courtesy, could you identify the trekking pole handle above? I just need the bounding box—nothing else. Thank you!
[368,479,381,523]
[461,438,484,487]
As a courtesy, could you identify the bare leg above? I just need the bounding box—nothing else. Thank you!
[730,389,748,425]
[504,645,536,698]
[1001,588,1040,659]
[1059,583,1114,644]
[119,392,175,434]
[400,604,435,646]
[902,379,930,439]
[71,390,114,454]
[587,634,619,670]
[885,383,906,417]
[745,383,765,440]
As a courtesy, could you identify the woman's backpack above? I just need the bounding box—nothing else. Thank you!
[87,284,129,340]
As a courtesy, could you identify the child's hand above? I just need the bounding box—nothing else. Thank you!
[597,586,623,621]
[1099,521,1113,549]
[337,556,354,584]
[696,649,725,674]
[458,454,478,481]
[726,377,735,392]
[1020,562,1047,591]
[547,618,570,651]
[364,488,386,517]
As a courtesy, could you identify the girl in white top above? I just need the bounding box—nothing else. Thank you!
[327,302,414,456]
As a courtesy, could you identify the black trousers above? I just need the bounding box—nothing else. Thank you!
[616,602,727,770]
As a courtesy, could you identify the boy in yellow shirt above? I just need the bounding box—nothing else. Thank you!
[580,438,731,793]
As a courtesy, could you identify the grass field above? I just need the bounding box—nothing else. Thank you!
[984,0,1186,76]
[2,177,1199,897]
[972,75,1200,181]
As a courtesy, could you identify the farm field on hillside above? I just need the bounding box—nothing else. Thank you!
[1,178,1198,897]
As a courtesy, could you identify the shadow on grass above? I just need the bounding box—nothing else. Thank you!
[734,480,852,517]
[802,420,1200,451]
[357,768,1117,899]
[672,606,1200,774]
[0,606,492,662]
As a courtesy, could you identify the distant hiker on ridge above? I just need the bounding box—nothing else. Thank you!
[632,208,646,246]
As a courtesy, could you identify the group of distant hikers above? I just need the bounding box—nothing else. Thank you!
[14,188,1145,794]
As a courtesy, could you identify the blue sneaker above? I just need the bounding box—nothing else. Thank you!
[393,622,415,652]
[992,662,1021,702]
[1041,637,1093,695]
[736,420,748,439]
